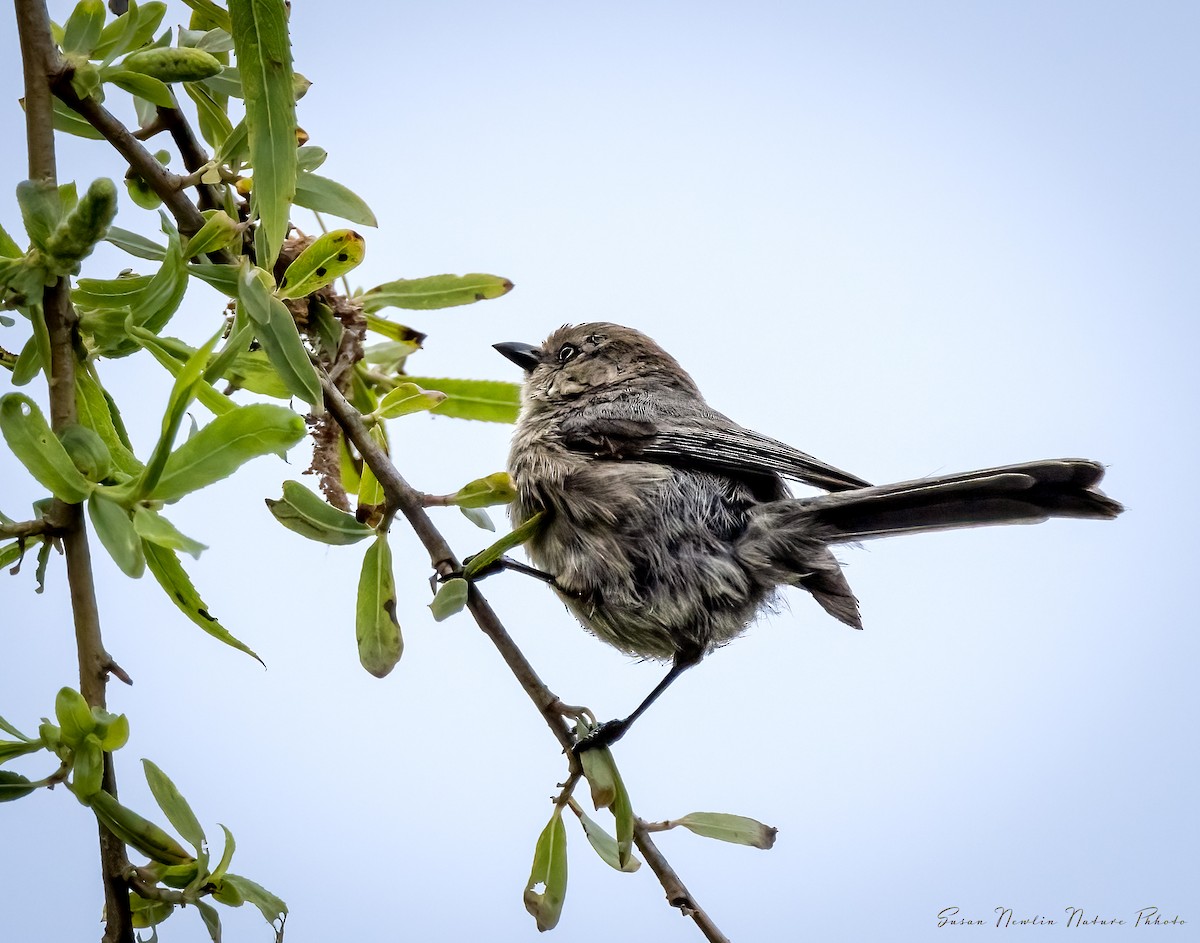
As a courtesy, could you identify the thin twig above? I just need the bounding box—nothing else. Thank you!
[634,821,732,943]
[0,517,58,540]
[319,373,578,757]
[13,2,133,940]
[156,97,224,211]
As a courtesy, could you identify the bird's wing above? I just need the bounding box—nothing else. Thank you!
[558,394,869,492]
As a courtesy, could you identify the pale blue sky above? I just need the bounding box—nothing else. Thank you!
[1,3,1196,941]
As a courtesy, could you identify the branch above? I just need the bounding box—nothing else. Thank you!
[13,3,133,940]
[0,517,58,540]
[156,97,224,211]
[318,373,577,757]
[634,821,731,943]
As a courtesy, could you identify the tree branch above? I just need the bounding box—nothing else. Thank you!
[156,96,224,211]
[318,373,578,756]
[13,3,133,940]
[634,821,731,943]
[0,517,58,541]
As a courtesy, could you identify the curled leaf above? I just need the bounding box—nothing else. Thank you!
[266,480,373,545]
[523,808,568,932]
[428,578,468,622]
[451,472,516,509]
[0,394,96,503]
[674,812,778,849]
[356,534,402,678]
[373,382,446,420]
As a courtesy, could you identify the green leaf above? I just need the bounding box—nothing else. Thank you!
[12,331,44,388]
[105,226,167,261]
[363,316,423,346]
[673,812,779,849]
[356,534,402,678]
[573,805,641,872]
[137,329,222,499]
[210,824,236,883]
[124,326,237,417]
[237,263,323,405]
[196,900,221,942]
[0,394,95,502]
[150,403,305,502]
[182,209,240,259]
[459,506,494,531]
[16,178,63,251]
[355,425,387,509]
[89,788,195,866]
[295,145,327,172]
[94,1,168,65]
[277,229,365,300]
[128,891,175,929]
[73,734,104,798]
[143,759,207,853]
[399,377,519,424]
[0,739,45,764]
[229,0,296,268]
[181,0,232,38]
[75,362,143,477]
[523,808,568,932]
[213,117,249,166]
[361,273,513,312]
[0,771,36,802]
[220,873,287,928]
[142,541,263,663]
[451,471,516,509]
[62,0,107,57]
[373,382,446,420]
[183,81,235,150]
[104,69,176,108]
[265,480,373,545]
[74,271,155,309]
[428,578,468,622]
[462,510,546,579]
[293,172,377,227]
[576,724,634,867]
[55,687,96,747]
[0,715,34,742]
[132,217,189,335]
[187,262,240,295]
[49,97,105,139]
[133,507,207,558]
[0,221,20,257]
[94,710,130,751]
[88,493,145,577]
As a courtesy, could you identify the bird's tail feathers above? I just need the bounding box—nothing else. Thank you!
[740,459,1121,629]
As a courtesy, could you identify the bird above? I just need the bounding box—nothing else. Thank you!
[492,322,1122,750]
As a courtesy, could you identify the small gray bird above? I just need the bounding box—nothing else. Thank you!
[494,323,1122,750]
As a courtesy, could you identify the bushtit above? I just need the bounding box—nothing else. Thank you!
[494,323,1122,750]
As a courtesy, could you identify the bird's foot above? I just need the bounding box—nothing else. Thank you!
[571,717,630,755]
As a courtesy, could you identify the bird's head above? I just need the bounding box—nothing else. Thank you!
[494,322,699,403]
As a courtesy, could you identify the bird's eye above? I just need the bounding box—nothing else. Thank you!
[585,333,603,345]
[557,343,578,363]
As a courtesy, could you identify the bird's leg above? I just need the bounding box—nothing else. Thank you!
[438,553,553,584]
[572,647,704,754]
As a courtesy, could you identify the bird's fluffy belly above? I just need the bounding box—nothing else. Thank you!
[519,461,770,660]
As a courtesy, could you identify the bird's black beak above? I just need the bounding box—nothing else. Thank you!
[493,341,540,373]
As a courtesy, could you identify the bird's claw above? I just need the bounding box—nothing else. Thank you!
[571,718,630,755]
